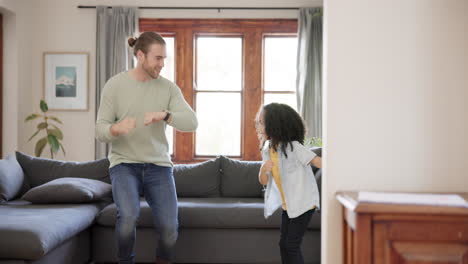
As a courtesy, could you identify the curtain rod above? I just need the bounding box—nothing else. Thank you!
[77,5,300,10]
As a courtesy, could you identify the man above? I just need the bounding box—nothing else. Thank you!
[96,32,198,264]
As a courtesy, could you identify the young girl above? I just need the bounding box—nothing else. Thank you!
[256,103,322,264]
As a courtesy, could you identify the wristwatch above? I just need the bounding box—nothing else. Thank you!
[163,111,171,122]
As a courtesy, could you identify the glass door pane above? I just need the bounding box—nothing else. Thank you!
[264,37,297,92]
[195,93,241,156]
[196,37,242,91]
[264,93,297,111]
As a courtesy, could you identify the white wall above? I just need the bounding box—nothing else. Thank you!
[1,0,32,157]
[24,0,98,161]
[1,6,17,157]
[323,0,468,263]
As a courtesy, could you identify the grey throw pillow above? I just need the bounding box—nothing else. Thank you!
[219,156,263,198]
[15,151,110,191]
[21,177,112,204]
[173,158,221,197]
[0,155,25,203]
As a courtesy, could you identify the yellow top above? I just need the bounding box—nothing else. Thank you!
[270,149,287,210]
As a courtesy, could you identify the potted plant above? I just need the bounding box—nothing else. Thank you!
[25,100,66,158]
[305,136,322,147]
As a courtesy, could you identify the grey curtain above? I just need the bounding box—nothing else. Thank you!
[95,6,138,159]
[296,8,323,138]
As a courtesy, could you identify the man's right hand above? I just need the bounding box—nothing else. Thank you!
[261,160,274,173]
[259,160,273,185]
[110,117,136,137]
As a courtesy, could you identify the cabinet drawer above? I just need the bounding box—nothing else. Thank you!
[374,222,468,264]
[384,221,468,242]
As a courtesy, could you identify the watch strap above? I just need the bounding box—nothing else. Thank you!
[163,111,171,122]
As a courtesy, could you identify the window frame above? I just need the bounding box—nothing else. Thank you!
[140,19,298,162]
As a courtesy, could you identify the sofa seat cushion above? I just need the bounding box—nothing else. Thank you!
[0,202,102,260]
[96,197,320,229]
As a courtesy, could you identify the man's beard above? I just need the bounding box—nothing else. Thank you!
[143,61,160,79]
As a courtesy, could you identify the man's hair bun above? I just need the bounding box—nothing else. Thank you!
[128,37,137,47]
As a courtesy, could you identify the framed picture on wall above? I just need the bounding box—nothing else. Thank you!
[43,52,89,111]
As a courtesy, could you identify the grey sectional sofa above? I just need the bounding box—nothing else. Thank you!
[0,151,322,264]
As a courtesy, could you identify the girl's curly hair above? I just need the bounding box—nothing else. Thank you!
[256,103,306,157]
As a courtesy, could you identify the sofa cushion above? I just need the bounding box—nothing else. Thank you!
[219,156,263,198]
[0,155,25,203]
[173,158,221,197]
[96,197,320,230]
[0,203,102,260]
[22,177,112,204]
[15,151,110,191]
[309,146,322,158]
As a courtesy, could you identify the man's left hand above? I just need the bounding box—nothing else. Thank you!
[144,111,167,126]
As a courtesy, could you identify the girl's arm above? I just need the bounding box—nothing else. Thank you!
[258,160,273,185]
[308,156,322,169]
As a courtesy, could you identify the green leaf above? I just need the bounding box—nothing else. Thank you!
[35,137,48,157]
[47,134,60,154]
[49,116,63,124]
[40,100,48,113]
[60,143,66,156]
[37,122,47,130]
[25,114,41,122]
[305,137,323,147]
[49,128,63,140]
[28,130,41,142]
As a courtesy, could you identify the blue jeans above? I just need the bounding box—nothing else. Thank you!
[109,163,178,264]
[279,209,315,264]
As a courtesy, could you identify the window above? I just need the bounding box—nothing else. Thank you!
[140,19,297,162]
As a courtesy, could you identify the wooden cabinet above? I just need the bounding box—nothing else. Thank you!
[336,191,468,264]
